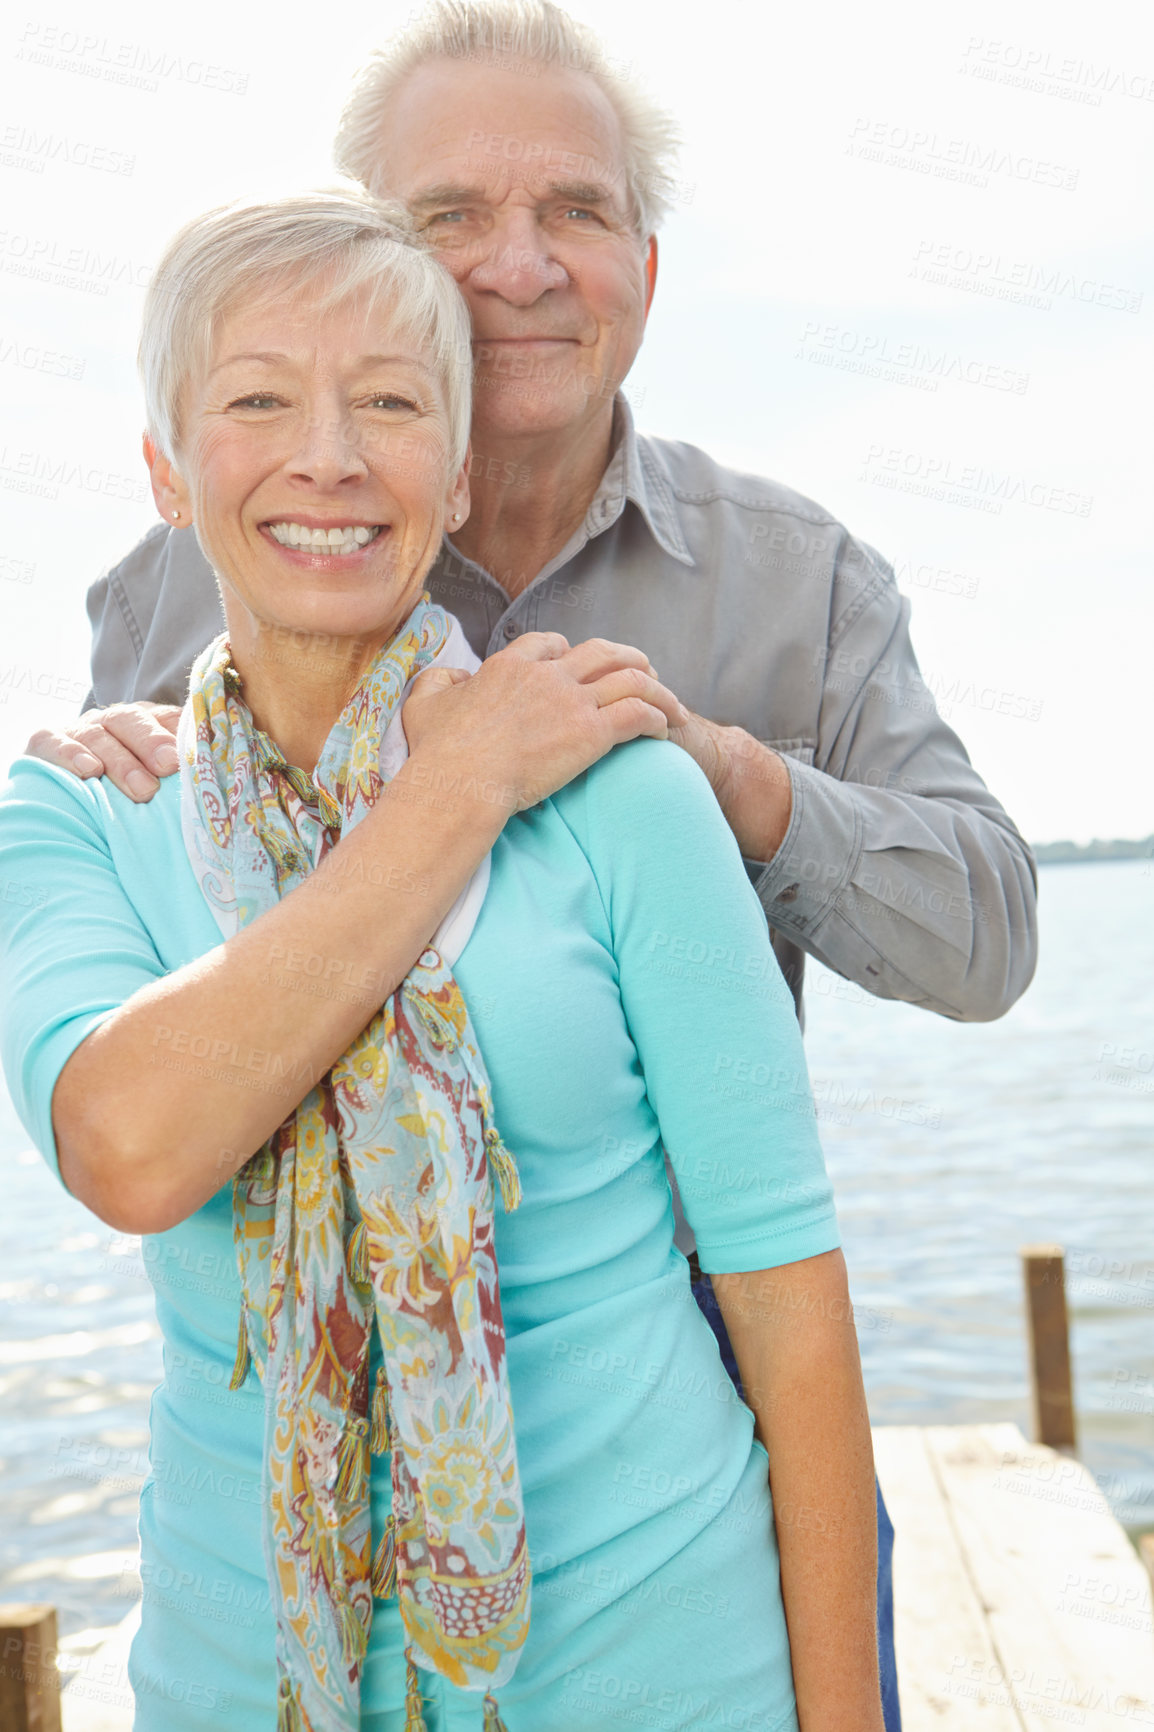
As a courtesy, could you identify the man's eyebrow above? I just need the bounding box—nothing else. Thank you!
[545,181,616,205]
[408,184,485,212]
[408,178,620,213]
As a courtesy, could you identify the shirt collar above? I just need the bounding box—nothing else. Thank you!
[588,396,694,567]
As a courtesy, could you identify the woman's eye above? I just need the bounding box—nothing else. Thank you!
[367,394,419,412]
[227,393,282,410]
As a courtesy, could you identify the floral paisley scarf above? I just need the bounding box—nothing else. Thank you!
[176,596,529,1731]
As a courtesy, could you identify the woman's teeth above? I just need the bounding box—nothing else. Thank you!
[267,522,381,555]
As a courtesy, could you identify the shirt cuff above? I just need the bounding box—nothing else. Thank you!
[746,756,864,941]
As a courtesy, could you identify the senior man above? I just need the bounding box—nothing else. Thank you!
[32,3,1038,1726]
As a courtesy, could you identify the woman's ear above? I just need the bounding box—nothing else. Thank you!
[445,442,472,533]
[143,433,193,526]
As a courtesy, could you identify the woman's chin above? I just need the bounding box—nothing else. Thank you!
[222,585,424,661]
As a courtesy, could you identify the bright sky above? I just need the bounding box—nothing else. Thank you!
[0,0,1149,843]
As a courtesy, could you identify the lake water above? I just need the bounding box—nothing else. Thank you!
[2,859,1151,1650]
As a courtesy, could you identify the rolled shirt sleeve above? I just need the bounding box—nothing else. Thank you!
[751,535,1038,1022]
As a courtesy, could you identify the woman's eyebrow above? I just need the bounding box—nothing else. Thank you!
[208,351,287,375]
[207,353,434,375]
[354,355,435,375]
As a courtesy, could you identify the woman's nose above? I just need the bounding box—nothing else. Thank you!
[287,412,370,488]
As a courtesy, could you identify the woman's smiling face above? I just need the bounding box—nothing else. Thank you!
[164,281,469,655]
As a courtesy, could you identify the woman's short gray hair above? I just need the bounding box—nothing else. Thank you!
[334,0,680,237]
[138,186,473,470]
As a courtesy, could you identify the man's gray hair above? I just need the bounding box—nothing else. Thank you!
[334,0,680,237]
[138,186,473,470]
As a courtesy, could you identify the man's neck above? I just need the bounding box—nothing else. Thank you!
[452,406,617,600]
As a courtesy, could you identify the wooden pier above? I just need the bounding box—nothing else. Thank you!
[875,1423,1154,1729]
[2,1246,1151,1730]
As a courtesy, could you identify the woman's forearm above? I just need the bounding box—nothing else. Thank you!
[713,1252,884,1732]
[52,754,504,1235]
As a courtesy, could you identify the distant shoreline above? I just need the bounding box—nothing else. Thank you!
[1032,836,1154,865]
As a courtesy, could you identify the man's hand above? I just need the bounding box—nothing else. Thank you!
[669,708,794,863]
[27,702,181,801]
[403,633,688,812]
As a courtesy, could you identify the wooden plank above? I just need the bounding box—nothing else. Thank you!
[1021,1245,1077,1451]
[0,1603,63,1732]
[872,1426,1023,1729]
[924,1423,1154,1732]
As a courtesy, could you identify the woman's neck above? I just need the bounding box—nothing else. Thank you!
[227,623,381,775]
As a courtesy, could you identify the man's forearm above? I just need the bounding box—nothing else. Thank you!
[713,1253,884,1732]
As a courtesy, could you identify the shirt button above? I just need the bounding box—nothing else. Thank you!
[502,621,519,641]
[419,949,440,969]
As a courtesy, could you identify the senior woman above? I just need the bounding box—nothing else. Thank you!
[0,189,883,1732]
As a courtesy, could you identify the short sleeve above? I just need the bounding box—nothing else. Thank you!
[0,759,170,1177]
[556,739,840,1273]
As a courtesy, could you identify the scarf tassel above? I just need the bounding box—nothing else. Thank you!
[405,1652,429,1732]
[229,1308,251,1390]
[370,1368,390,1455]
[339,1599,368,1668]
[371,1516,397,1599]
[484,1127,522,1212]
[482,1694,509,1730]
[334,1418,368,1504]
[346,1219,370,1288]
[276,1678,306,1732]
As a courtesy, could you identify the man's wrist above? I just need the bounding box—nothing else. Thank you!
[714,727,793,864]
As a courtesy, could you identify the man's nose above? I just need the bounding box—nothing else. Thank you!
[287,413,370,487]
[465,214,568,305]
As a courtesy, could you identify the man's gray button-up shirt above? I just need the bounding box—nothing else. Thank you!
[84,398,1037,1025]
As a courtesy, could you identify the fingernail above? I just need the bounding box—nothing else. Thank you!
[154,745,180,773]
[75,752,102,775]
[126,770,157,800]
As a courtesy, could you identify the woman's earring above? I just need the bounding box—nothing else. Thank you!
[172,509,181,521]
[451,512,460,524]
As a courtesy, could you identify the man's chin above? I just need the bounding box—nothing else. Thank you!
[471,371,615,443]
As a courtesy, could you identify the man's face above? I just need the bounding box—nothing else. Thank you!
[376,59,656,447]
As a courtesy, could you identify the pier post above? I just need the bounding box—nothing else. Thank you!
[1021,1244,1077,1452]
[0,1603,62,1732]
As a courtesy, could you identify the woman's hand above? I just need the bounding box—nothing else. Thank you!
[26,635,687,812]
[402,634,689,814]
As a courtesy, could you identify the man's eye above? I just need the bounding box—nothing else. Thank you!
[562,208,599,222]
[367,394,419,412]
[427,211,466,225]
